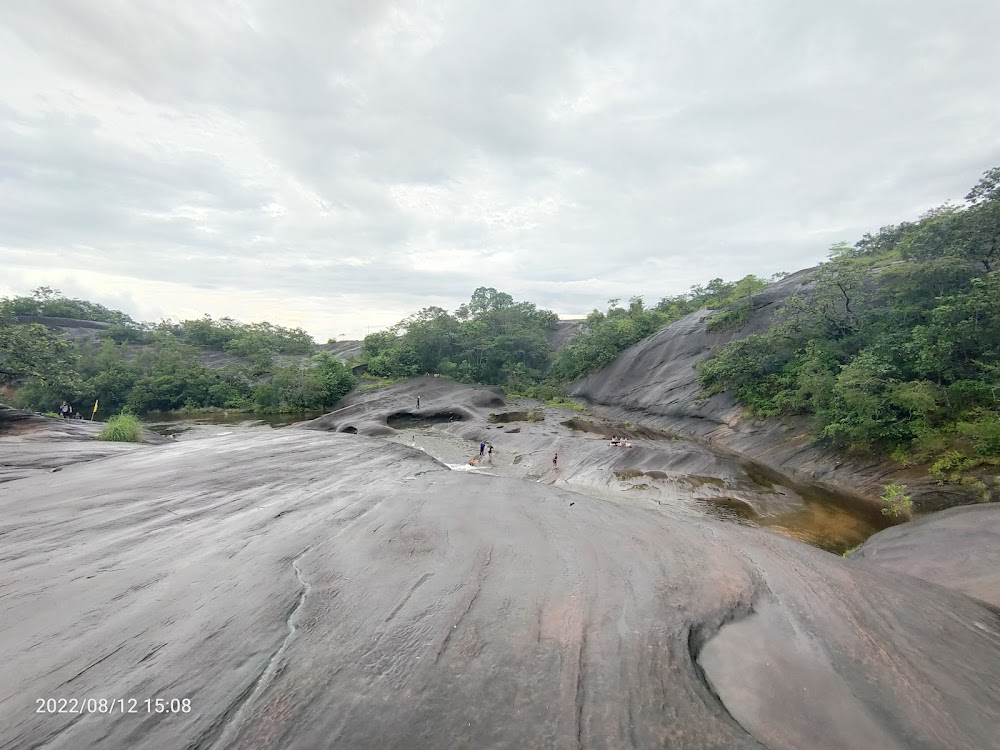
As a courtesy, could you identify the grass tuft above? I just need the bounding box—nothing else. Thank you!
[98,413,143,443]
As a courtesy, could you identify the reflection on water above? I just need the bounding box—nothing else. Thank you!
[696,482,890,554]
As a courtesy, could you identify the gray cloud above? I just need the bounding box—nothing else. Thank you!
[2,0,1000,338]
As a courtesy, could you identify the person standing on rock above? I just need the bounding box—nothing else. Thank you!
[416,396,420,409]
[552,452,558,469]
[488,444,493,461]
[59,401,70,419]
[479,441,486,457]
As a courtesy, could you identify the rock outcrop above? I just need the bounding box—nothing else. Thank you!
[298,378,893,552]
[2,430,998,749]
[0,404,167,482]
[852,503,1000,608]
[570,269,984,510]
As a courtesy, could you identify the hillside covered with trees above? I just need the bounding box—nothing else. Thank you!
[697,167,1000,492]
[1,275,773,417]
[0,298,355,415]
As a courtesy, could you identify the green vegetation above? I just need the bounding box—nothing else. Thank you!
[362,287,559,387]
[1,292,355,416]
[880,484,913,518]
[698,167,1000,498]
[98,413,143,443]
[543,396,587,412]
[551,275,777,381]
[4,286,136,325]
[2,274,783,419]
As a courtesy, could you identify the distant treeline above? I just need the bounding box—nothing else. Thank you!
[0,275,775,415]
[0,290,352,415]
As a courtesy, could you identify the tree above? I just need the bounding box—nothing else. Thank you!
[0,314,80,392]
[961,167,1000,272]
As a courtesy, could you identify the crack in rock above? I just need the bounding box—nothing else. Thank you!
[197,547,313,750]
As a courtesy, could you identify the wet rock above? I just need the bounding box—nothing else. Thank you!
[1,431,997,749]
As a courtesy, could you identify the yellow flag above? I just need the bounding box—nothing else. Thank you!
[91,400,99,420]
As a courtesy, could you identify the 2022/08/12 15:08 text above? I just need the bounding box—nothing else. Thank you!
[36,698,192,714]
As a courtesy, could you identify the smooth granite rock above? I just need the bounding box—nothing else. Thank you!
[1,431,998,749]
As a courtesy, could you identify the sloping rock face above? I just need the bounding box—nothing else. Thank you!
[12,315,112,343]
[317,339,364,361]
[548,318,585,350]
[297,379,891,551]
[852,504,1000,608]
[301,376,507,436]
[0,404,167,482]
[2,430,998,749]
[570,270,979,510]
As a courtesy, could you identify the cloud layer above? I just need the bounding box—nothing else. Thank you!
[3,0,1000,339]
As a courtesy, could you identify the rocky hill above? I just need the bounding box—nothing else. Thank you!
[571,269,988,511]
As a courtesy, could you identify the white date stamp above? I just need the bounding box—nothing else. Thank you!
[36,698,192,714]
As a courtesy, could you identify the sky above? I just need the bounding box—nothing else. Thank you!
[2,1,1000,341]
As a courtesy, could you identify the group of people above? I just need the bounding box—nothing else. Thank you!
[58,401,83,420]
[609,435,633,448]
[471,440,558,470]
[470,441,495,465]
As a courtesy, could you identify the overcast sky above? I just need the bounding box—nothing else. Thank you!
[2,1,999,340]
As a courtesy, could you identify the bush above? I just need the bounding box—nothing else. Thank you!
[705,305,752,332]
[98,413,143,443]
[880,483,913,517]
[929,451,974,481]
[956,416,1000,456]
[544,396,587,411]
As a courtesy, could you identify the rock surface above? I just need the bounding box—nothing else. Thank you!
[300,378,892,552]
[570,269,988,510]
[2,430,999,750]
[0,405,167,483]
[852,503,1000,608]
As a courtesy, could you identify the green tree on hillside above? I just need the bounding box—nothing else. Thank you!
[697,166,1000,493]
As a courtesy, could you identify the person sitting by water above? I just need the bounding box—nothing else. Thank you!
[623,440,632,448]
[610,435,620,446]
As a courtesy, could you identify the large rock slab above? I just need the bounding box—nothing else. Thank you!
[852,503,1000,608]
[301,376,507,436]
[0,406,169,483]
[0,405,168,482]
[1,431,998,749]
